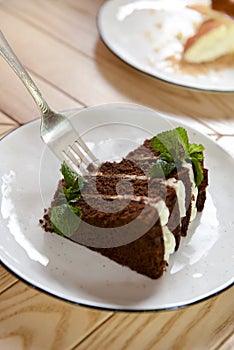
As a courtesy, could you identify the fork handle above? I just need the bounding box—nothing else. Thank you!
[0,30,50,116]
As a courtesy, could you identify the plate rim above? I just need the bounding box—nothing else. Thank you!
[1,257,233,312]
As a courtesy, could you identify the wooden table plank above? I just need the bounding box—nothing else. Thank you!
[0,111,19,138]
[0,1,234,349]
[0,266,18,293]
[0,57,83,124]
[1,0,104,59]
[1,6,234,123]
[66,0,105,16]
[198,117,234,135]
[219,333,234,350]
[75,286,234,350]
[0,282,113,350]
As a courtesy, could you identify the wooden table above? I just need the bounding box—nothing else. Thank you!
[0,1,233,349]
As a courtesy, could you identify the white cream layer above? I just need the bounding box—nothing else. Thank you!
[182,161,198,222]
[149,199,176,261]
[164,178,186,218]
[96,172,186,218]
[94,194,176,262]
[89,168,195,262]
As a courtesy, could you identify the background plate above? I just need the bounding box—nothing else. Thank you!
[97,0,234,91]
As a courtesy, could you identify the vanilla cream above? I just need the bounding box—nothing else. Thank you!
[150,200,176,262]
[182,161,198,222]
[164,178,186,217]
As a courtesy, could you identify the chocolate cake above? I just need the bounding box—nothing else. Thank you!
[41,127,208,279]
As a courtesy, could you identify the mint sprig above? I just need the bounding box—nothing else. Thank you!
[50,162,86,237]
[150,158,176,178]
[150,127,204,186]
[50,204,81,237]
[61,162,86,202]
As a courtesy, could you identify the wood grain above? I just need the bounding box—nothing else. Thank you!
[219,333,234,350]
[0,0,234,349]
[0,52,83,124]
[0,282,113,350]
[0,111,19,138]
[2,0,103,58]
[1,3,234,122]
[0,266,18,294]
[76,287,234,350]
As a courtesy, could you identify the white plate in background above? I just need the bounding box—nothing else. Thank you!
[97,0,234,91]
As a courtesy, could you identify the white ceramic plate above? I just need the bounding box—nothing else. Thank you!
[0,104,233,311]
[97,0,234,91]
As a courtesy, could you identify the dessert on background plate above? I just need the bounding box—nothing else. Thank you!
[212,0,234,18]
[183,0,234,63]
[97,0,234,90]
[40,127,208,280]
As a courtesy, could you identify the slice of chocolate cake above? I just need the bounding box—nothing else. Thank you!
[40,127,208,279]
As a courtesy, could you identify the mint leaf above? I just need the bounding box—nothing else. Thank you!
[150,127,190,159]
[151,129,180,156]
[160,152,174,163]
[69,205,82,215]
[191,157,204,186]
[61,162,78,187]
[50,204,81,237]
[189,143,205,154]
[50,162,86,236]
[150,137,168,154]
[175,127,189,158]
[150,127,205,186]
[176,126,189,153]
[150,159,176,178]
[191,152,204,162]
[60,161,86,204]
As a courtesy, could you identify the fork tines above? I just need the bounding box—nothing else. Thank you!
[63,137,99,175]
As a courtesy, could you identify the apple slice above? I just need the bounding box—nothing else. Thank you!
[183,19,234,63]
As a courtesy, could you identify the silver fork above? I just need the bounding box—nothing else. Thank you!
[0,30,99,174]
